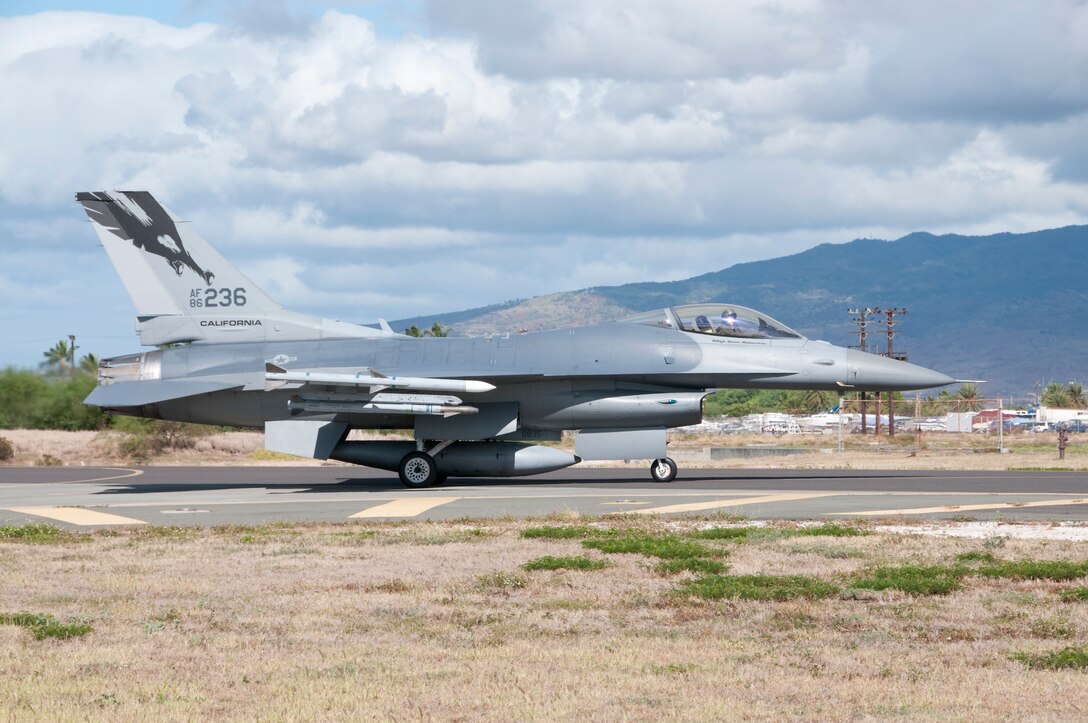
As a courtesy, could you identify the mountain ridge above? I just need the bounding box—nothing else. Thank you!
[393,225,1088,395]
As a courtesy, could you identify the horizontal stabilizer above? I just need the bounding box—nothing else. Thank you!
[85,379,243,407]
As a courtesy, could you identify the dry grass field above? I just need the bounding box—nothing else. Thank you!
[3,517,1088,720]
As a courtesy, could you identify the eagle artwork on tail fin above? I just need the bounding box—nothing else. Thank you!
[90,191,216,286]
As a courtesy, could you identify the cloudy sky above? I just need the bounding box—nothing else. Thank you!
[2,1,1087,367]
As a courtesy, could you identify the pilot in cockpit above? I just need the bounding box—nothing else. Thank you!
[715,309,761,336]
[715,310,739,334]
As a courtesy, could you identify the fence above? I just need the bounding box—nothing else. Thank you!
[834,396,1017,452]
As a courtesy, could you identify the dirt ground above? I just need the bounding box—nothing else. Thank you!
[2,518,1088,720]
[0,428,1083,471]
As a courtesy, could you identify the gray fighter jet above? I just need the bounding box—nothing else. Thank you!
[77,191,954,487]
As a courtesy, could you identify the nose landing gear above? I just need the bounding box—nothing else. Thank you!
[650,457,678,483]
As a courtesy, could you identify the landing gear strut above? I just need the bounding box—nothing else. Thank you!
[650,457,677,483]
[398,451,438,488]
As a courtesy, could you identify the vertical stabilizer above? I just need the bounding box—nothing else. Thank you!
[77,191,388,345]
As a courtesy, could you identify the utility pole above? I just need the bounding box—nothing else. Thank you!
[68,334,77,372]
[881,308,907,436]
[848,308,876,435]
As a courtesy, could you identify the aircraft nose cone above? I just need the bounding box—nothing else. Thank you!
[846,350,954,391]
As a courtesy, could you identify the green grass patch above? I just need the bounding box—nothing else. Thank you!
[0,612,93,640]
[521,555,612,572]
[1011,645,1088,670]
[521,525,603,540]
[649,662,700,675]
[976,560,1088,582]
[1061,587,1088,602]
[583,533,716,560]
[785,544,867,559]
[687,527,755,541]
[130,525,200,542]
[956,551,1000,564]
[850,565,964,596]
[786,523,869,538]
[379,528,499,545]
[475,571,529,592]
[687,523,867,543]
[329,530,379,545]
[1029,617,1076,640]
[0,523,85,544]
[677,574,839,601]
[655,558,729,576]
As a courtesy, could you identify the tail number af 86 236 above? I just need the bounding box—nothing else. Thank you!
[190,288,247,308]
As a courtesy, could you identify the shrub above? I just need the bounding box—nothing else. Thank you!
[0,436,13,462]
[0,368,104,430]
[116,420,213,461]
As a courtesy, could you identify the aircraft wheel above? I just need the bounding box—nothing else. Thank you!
[650,457,678,483]
[399,452,438,488]
[433,474,448,487]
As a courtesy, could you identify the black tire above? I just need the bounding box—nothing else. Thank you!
[433,474,449,487]
[398,452,438,488]
[649,457,678,483]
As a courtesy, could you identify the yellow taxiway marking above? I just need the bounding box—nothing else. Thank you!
[349,497,461,519]
[836,498,1088,516]
[8,506,147,526]
[615,492,838,516]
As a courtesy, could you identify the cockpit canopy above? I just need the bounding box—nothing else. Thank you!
[619,304,802,339]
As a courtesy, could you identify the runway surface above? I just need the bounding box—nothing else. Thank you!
[3,465,1088,528]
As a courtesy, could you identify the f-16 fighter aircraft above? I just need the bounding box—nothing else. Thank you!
[77,191,954,487]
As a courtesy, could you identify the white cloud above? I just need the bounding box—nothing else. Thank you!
[0,3,1087,367]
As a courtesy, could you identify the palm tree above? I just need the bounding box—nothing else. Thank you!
[954,383,981,412]
[41,339,73,372]
[1068,382,1086,409]
[1042,382,1072,408]
[429,323,449,338]
[79,353,99,375]
[404,325,422,338]
[783,389,836,414]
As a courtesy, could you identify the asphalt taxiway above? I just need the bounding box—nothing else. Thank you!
[3,466,1088,528]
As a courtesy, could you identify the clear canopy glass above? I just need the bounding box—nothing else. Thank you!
[619,304,801,339]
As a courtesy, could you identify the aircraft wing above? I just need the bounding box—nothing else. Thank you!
[85,379,245,407]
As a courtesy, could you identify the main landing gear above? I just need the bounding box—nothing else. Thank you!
[398,452,438,488]
[397,448,449,489]
[650,457,678,483]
